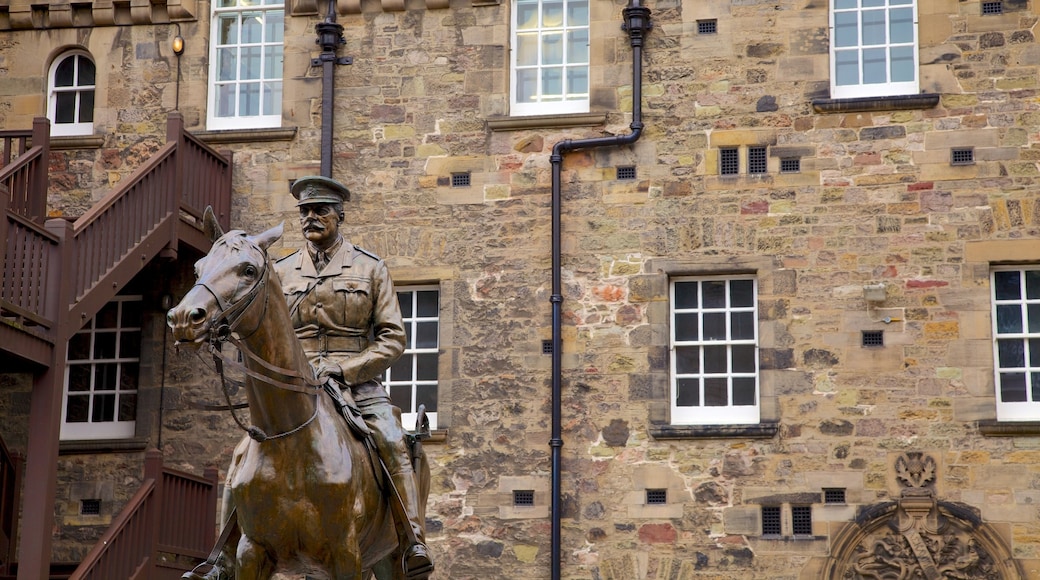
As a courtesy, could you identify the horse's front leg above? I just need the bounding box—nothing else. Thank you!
[329,538,363,580]
[235,535,274,580]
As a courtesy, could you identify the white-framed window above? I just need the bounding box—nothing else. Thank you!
[830,0,919,99]
[670,277,759,425]
[511,0,590,116]
[47,51,95,137]
[207,0,284,130]
[61,296,141,440]
[385,287,439,430]
[991,268,1040,421]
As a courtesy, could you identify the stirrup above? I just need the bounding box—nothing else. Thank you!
[402,543,434,580]
[182,562,229,580]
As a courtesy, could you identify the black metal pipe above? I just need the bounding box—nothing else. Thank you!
[314,0,347,178]
[548,3,650,579]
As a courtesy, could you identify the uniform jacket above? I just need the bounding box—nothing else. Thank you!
[274,240,406,388]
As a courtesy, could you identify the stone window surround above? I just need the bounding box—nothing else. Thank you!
[644,255,784,440]
[965,239,1040,436]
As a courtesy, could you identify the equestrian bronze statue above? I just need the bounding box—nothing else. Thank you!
[167,196,433,579]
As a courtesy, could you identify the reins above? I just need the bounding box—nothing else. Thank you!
[196,245,324,443]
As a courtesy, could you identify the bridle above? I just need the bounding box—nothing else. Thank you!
[192,239,323,443]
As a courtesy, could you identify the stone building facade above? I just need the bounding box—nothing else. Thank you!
[3,0,1040,576]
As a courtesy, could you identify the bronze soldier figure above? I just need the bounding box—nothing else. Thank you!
[274,176,434,579]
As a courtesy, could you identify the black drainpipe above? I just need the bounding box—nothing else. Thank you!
[313,0,353,178]
[548,2,651,579]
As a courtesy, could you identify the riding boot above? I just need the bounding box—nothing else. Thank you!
[391,470,434,580]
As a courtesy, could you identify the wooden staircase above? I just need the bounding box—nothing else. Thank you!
[0,113,232,580]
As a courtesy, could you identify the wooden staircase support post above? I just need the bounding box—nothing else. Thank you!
[17,218,74,580]
[28,118,48,222]
[161,113,184,261]
[143,449,163,579]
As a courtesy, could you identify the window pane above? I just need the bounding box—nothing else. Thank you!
[1001,372,1028,402]
[69,333,91,361]
[241,12,262,42]
[95,363,118,390]
[217,84,236,117]
[118,393,137,422]
[416,384,438,412]
[730,280,754,307]
[704,378,728,406]
[389,356,413,381]
[835,0,856,8]
[417,291,438,316]
[1033,373,1040,403]
[416,322,438,348]
[674,282,698,309]
[218,48,238,82]
[398,293,413,317]
[517,2,539,30]
[733,377,756,406]
[732,345,756,373]
[92,394,116,422]
[542,67,563,98]
[567,0,588,26]
[68,365,91,392]
[702,281,726,308]
[997,304,1023,334]
[266,11,284,42]
[240,82,260,115]
[55,57,76,86]
[262,82,281,115]
[704,345,727,373]
[731,312,755,340]
[55,93,76,124]
[566,67,588,96]
[676,378,699,406]
[516,69,538,102]
[995,271,1021,300]
[890,46,914,82]
[94,333,116,359]
[675,346,700,374]
[543,33,564,65]
[861,9,886,45]
[862,47,887,84]
[889,7,913,42]
[834,12,859,48]
[567,30,588,64]
[998,339,1025,368]
[1026,271,1040,298]
[542,1,563,27]
[835,50,860,86]
[416,353,438,380]
[97,302,118,328]
[66,395,89,422]
[517,32,539,67]
[702,312,726,340]
[78,56,96,85]
[120,363,139,390]
[675,313,699,341]
[1030,339,1040,367]
[264,46,282,78]
[389,385,412,411]
[218,15,240,45]
[1028,304,1040,333]
[120,332,141,358]
[241,47,261,80]
[121,300,142,327]
[76,90,93,124]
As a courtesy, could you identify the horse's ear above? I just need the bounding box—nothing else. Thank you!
[203,206,224,242]
[253,221,284,251]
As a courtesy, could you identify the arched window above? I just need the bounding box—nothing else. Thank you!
[48,51,96,136]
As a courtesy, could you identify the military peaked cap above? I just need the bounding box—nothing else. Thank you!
[291,176,350,206]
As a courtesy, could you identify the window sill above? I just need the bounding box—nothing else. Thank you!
[812,93,940,114]
[193,126,298,145]
[486,112,607,132]
[978,420,1040,437]
[50,135,105,150]
[59,437,150,455]
[422,428,448,444]
[649,422,779,440]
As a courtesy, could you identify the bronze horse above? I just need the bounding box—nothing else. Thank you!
[167,210,430,579]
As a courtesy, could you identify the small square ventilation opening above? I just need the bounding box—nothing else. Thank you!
[982,0,1003,14]
[824,488,846,504]
[697,19,717,34]
[646,488,667,505]
[951,148,974,166]
[792,505,813,535]
[541,340,553,355]
[780,158,801,173]
[747,146,767,174]
[513,490,535,507]
[81,499,101,515]
[761,506,781,535]
[451,172,471,187]
[862,330,884,347]
[720,148,739,175]
[616,165,637,180]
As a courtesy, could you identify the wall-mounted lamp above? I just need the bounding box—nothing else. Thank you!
[172,34,185,55]
[863,283,887,302]
[172,23,185,110]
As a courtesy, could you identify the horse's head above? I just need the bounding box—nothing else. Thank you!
[168,208,284,346]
